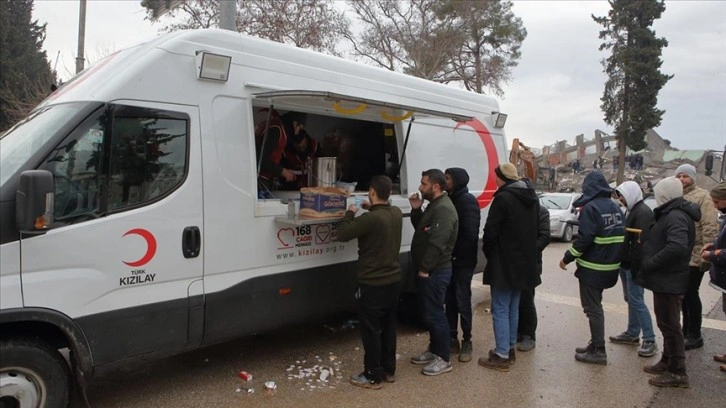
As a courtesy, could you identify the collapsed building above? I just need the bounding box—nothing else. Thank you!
[533,129,724,194]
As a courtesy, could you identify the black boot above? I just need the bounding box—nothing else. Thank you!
[575,343,607,365]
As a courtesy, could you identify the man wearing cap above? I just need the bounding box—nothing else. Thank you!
[638,177,700,388]
[701,182,726,372]
[478,163,540,371]
[674,164,719,350]
[559,171,625,365]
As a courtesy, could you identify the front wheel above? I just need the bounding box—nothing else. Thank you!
[0,337,71,408]
[562,225,574,242]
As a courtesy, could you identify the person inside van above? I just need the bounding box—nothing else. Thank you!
[255,109,299,197]
[279,116,318,190]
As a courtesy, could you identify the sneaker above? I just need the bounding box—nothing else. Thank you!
[648,372,689,388]
[459,340,472,362]
[575,344,607,365]
[684,336,704,350]
[422,355,453,376]
[383,373,395,383]
[608,332,640,345]
[517,335,536,352]
[638,340,658,357]
[450,338,461,354]
[411,350,436,365]
[643,360,668,374]
[479,351,510,372]
[349,373,382,390]
[508,349,516,365]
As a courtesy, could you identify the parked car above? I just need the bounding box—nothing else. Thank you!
[540,192,581,242]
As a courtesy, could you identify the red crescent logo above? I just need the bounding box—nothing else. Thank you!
[455,118,500,208]
[122,228,157,267]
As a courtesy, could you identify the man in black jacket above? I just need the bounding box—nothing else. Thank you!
[608,181,658,357]
[517,178,551,352]
[444,168,481,363]
[638,177,700,388]
[478,164,540,372]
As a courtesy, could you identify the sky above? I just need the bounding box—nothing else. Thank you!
[32,0,726,151]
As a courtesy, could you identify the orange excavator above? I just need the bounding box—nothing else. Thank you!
[509,138,537,181]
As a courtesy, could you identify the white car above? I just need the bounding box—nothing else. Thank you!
[540,193,581,242]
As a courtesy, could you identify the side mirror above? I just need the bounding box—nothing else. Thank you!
[16,170,55,232]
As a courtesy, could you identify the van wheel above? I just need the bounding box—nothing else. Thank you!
[0,337,71,408]
[562,225,573,242]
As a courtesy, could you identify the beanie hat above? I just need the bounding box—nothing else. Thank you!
[495,163,519,182]
[711,182,726,200]
[654,176,683,207]
[674,164,697,181]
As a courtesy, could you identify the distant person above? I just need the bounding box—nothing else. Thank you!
[701,183,726,372]
[255,110,300,196]
[478,164,540,372]
[638,177,700,388]
[517,177,551,352]
[609,181,658,357]
[674,164,718,350]
[613,156,619,172]
[338,175,403,389]
[444,168,481,363]
[559,171,625,365]
[409,169,459,376]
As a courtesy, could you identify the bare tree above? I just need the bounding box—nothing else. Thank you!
[346,0,463,81]
[146,0,350,56]
[0,76,54,131]
[438,0,526,96]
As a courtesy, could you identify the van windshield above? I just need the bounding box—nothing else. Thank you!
[0,103,87,186]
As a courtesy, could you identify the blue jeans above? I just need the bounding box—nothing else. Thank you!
[417,268,452,361]
[490,286,521,358]
[620,269,655,341]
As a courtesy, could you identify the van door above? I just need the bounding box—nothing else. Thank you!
[19,101,204,365]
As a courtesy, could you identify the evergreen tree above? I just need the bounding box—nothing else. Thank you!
[0,0,56,132]
[593,0,672,183]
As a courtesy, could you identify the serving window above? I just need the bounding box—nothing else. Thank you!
[251,90,471,200]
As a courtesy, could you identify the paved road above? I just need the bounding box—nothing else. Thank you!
[73,242,725,408]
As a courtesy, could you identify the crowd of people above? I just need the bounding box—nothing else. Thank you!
[337,161,725,390]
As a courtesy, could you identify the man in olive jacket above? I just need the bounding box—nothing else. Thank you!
[478,163,540,372]
[338,175,403,389]
[408,169,459,376]
[674,164,719,350]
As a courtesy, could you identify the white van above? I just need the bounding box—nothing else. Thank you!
[0,29,508,406]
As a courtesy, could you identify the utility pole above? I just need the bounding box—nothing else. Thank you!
[219,0,236,31]
[75,0,87,74]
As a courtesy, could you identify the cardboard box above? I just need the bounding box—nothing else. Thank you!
[299,187,348,218]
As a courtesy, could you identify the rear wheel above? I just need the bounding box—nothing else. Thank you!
[562,225,574,242]
[0,337,71,408]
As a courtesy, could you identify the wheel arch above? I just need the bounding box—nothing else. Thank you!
[0,308,94,381]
